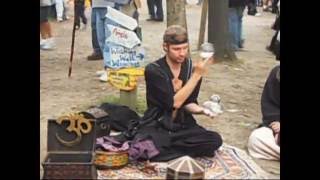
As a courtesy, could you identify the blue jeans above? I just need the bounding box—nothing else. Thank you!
[228,6,245,50]
[92,7,118,55]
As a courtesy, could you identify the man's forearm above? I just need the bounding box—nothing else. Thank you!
[184,103,203,114]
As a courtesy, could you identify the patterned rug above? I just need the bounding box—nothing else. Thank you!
[97,144,271,179]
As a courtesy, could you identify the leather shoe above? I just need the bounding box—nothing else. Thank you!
[87,52,103,61]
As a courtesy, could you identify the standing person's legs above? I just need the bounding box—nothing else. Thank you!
[40,6,55,50]
[40,6,49,39]
[62,0,70,20]
[237,6,245,48]
[228,8,239,50]
[262,0,269,11]
[95,8,108,54]
[147,0,156,20]
[80,5,88,25]
[75,5,81,29]
[271,0,279,13]
[87,8,103,60]
[55,0,64,21]
[154,0,163,21]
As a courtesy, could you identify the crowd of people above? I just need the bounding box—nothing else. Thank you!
[40,0,280,165]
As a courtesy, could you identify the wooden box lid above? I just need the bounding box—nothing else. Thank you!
[166,156,205,178]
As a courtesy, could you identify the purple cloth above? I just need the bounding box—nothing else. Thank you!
[128,139,160,160]
[96,136,159,160]
[96,136,129,152]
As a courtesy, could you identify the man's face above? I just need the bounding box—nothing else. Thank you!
[165,43,189,64]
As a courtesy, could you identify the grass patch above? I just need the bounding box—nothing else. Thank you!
[97,94,147,115]
[98,95,120,105]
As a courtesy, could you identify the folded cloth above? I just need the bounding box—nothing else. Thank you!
[96,136,130,152]
[128,138,159,161]
[96,136,160,160]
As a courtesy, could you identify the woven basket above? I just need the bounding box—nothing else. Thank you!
[94,150,129,169]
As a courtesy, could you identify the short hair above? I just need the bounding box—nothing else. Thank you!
[163,25,188,44]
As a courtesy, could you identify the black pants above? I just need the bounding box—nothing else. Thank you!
[272,0,279,14]
[75,4,87,27]
[147,0,163,20]
[247,0,257,16]
[140,125,223,162]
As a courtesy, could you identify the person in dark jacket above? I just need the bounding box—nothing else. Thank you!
[247,65,280,160]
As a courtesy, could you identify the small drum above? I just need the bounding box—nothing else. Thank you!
[94,150,129,169]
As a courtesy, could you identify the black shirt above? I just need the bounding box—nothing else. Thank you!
[144,56,202,127]
[261,65,280,126]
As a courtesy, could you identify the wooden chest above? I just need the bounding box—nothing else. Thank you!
[42,117,97,179]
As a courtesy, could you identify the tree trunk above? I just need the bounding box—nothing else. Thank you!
[167,0,187,29]
[208,0,237,60]
[167,0,190,54]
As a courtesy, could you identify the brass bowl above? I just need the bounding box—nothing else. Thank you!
[94,150,129,169]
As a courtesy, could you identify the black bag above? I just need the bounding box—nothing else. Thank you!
[80,103,141,138]
[122,107,182,139]
[99,103,141,132]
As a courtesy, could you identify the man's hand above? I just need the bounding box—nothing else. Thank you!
[203,108,216,119]
[193,57,213,76]
[269,121,280,134]
[184,103,215,118]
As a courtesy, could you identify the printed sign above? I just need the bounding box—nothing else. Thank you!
[103,44,144,69]
[108,68,144,91]
[106,6,138,31]
[106,24,141,49]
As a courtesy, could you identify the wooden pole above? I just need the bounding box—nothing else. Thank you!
[197,0,208,50]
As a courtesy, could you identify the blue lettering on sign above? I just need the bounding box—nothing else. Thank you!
[103,42,144,69]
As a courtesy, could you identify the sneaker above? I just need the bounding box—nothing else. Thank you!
[154,18,164,22]
[87,52,103,61]
[40,39,47,48]
[57,17,63,22]
[255,13,262,17]
[146,16,156,21]
[99,71,108,82]
[96,70,105,77]
[41,38,55,50]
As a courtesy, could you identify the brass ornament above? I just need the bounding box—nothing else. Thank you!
[55,113,93,147]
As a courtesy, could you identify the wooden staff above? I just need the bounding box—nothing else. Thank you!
[68,2,77,77]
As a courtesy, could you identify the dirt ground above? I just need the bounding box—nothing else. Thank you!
[40,1,280,178]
